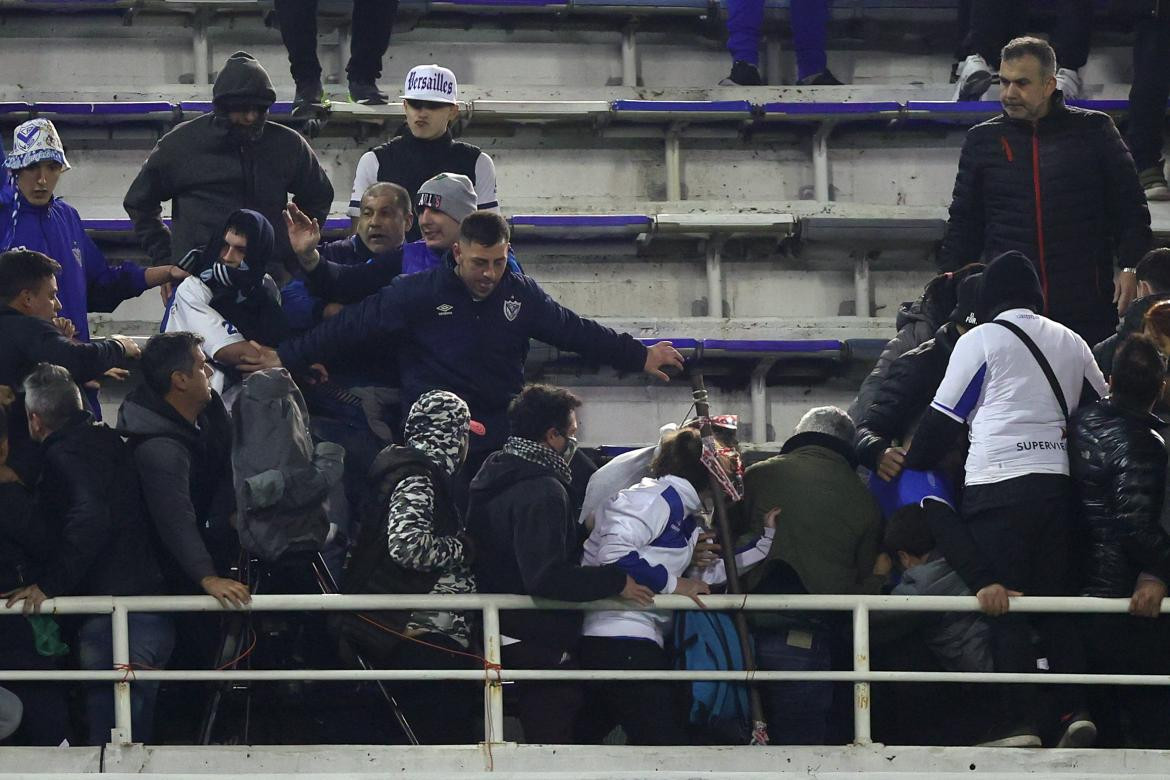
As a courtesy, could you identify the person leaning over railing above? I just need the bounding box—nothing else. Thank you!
[904,251,1107,749]
[5,365,173,746]
[741,406,886,746]
[1069,334,1170,749]
[117,332,249,610]
[465,385,655,745]
[576,427,775,746]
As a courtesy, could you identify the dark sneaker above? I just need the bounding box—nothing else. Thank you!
[953,54,993,101]
[1140,163,1170,201]
[1055,711,1097,748]
[976,723,1041,748]
[348,80,389,106]
[796,69,843,86]
[292,80,328,116]
[719,60,762,87]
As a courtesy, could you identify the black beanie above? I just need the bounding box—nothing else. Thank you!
[212,51,277,111]
[949,273,982,327]
[976,251,1044,322]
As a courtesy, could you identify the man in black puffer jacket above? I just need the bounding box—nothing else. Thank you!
[855,274,980,481]
[939,36,1151,346]
[1070,334,1170,748]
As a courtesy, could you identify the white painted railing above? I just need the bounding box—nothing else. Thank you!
[1,593,1166,746]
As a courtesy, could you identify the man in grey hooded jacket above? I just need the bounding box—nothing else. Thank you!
[124,50,333,274]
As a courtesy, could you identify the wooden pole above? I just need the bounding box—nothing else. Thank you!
[690,372,769,744]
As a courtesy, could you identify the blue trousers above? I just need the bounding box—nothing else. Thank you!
[724,0,828,80]
[78,614,175,745]
[754,626,833,744]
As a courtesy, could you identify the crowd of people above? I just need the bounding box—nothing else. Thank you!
[0,10,1167,753]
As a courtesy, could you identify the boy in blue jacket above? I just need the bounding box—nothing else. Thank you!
[1,120,186,343]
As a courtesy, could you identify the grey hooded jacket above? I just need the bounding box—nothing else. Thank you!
[889,556,993,674]
[123,51,333,269]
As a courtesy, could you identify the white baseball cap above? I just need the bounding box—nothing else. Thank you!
[5,119,70,171]
[401,64,459,105]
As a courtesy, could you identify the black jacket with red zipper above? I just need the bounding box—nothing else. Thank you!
[938,91,1151,344]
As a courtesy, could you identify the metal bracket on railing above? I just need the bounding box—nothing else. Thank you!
[111,603,134,746]
[852,605,872,746]
[480,604,508,746]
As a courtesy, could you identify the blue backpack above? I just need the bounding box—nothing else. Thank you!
[672,610,750,741]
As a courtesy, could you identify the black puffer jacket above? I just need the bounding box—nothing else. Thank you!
[1069,398,1170,597]
[854,322,961,471]
[35,412,164,598]
[939,92,1150,343]
[848,298,943,423]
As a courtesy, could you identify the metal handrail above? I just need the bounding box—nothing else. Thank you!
[1,592,1163,746]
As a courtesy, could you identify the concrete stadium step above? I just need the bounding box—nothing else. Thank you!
[4,743,1169,776]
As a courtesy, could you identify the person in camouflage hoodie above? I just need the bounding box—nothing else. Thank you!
[386,389,480,646]
[377,389,482,743]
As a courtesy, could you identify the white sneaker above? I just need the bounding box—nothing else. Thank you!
[953,54,993,102]
[1056,67,1082,101]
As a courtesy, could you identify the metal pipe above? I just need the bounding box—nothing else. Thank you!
[852,605,871,746]
[812,122,835,202]
[664,125,682,201]
[338,24,351,87]
[1,668,1169,687]
[764,34,782,86]
[854,253,872,318]
[192,9,210,88]
[705,237,724,318]
[4,592,1162,615]
[111,605,133,745]
[481,604,506,745]
[750,358,777,444]
[621,22,638,87]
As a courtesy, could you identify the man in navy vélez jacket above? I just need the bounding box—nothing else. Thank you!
[242,211,684,455]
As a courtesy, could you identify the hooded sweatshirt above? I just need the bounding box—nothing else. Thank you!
[382,390,476,645]
[117,382,234,591]
[123,51,333,269]
[164,209,287,400]
[0,187,146,343]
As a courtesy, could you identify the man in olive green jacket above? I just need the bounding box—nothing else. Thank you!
[740,406,886,744]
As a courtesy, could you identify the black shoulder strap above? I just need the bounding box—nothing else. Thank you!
[990,319,1069,421]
